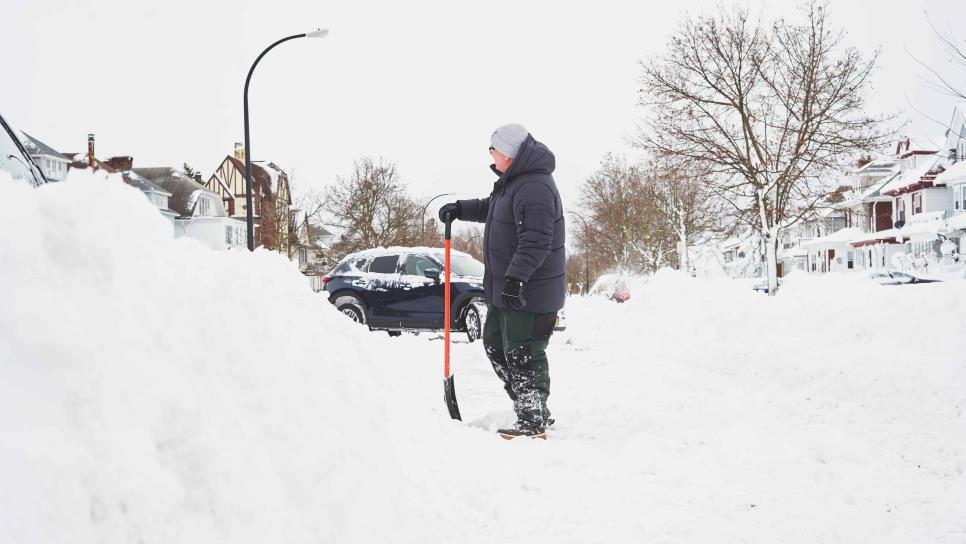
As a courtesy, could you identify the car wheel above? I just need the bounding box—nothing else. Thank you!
[387,331,402,337]
[334,295,366,325]
[465,304,482,343]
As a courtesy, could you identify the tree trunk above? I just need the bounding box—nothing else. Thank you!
[765,231,779,296]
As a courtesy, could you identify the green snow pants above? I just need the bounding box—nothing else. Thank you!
[482,304,555,427]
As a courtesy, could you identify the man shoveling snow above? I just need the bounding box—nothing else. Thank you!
[439,124,566,439]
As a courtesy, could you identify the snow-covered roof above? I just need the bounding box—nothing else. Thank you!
[850,219,945,246]
[948,212,966,232]
[935,160,966,186]
[348,246,473,259]
[879,155,944,195]
[804,227,864,248]
[19,131,69,160]
[125,171,173,197]
[132,167,223,218]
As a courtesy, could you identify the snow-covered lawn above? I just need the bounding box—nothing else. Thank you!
[2,171,965,543]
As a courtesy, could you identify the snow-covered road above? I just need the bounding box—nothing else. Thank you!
[2,171,964,543]
[377,274,966,543]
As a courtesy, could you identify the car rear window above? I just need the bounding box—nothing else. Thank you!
[332,257,369,274]
[367,255,400,274]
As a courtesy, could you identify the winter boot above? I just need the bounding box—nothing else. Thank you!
[497,420,547,440]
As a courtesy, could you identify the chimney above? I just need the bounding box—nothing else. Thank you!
[233,142,245,161]
[87,134,95,168]
[194,173,203,183]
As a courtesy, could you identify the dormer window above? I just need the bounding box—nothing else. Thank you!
[198,197,210,216]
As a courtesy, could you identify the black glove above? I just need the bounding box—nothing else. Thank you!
[501,277,527,310]
[438,201,461,223]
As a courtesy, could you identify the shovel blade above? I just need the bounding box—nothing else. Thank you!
[444,374,462,421]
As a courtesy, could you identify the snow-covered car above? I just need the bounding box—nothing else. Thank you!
[752,279,783,294]
[323,247,487,340]
[0,113,46,187]
[868,270,941,286]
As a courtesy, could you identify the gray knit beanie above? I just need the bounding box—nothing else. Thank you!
[490,123,529,159]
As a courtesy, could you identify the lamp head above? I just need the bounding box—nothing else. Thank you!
[304,28,330,39]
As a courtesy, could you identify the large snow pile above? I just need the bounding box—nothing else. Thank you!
[0,171,403,543]
[3,171,966,543]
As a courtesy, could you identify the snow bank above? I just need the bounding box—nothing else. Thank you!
[3,170,966,544]
[0,170,403,543]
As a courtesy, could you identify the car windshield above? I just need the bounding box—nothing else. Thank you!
[0,118,40,187]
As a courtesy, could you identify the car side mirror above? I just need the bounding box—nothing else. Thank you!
[423,268,441,282]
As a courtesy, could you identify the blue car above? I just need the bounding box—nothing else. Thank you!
[323,247,487,340]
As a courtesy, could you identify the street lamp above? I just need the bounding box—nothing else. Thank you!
[243,28,329,251]
[418,192,455,243]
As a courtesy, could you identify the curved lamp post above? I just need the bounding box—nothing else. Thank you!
[419,192,455,243]
[244,28,329,251]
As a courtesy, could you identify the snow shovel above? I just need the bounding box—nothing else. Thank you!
[443,213,462,421]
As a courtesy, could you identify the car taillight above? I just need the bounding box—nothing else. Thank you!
[322,276,332,285]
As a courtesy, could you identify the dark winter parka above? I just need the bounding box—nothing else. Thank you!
[458,135,566,314]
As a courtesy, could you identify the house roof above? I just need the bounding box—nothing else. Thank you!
[133,167,222,218]
[19,131,69,160]
[880,156,945,195]
[124,170,172,197]
[225,156,285,196]
[804,227,864,248]
[936,160,966,186]
[838,171,901,208]
[849,220,945,247]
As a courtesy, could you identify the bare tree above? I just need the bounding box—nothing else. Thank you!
[911,12,966,100]
[575,154,675,275]
[453,226,484,262]
[638,1,892,294]
[287,188,327,259]
[322,157,422,260]
[644,157,725,271]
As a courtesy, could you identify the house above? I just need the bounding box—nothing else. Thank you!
[718,233,762,278]
[937,102,966,258]
[290,215,335,291]
[134,167,247,250]
[19,131,70,182]
[204,143,292,251]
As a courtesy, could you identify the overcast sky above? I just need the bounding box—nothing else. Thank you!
[4,0,965,212]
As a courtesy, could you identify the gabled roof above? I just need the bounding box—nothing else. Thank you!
[19,131,69,160]
[224,156,280,196]
[133,167,223,218]
[894,137,938,158]
[124,170,172,197]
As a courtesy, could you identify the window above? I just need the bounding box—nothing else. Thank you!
[298,248,307,266]
[367,255,400,274]
[198,197,210,216]
[225,226,233,244]
[847,250,854,270]
[404,254,438,276]
[956,185,962,211]
[912,192,922,215]
[896,198,905,223]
